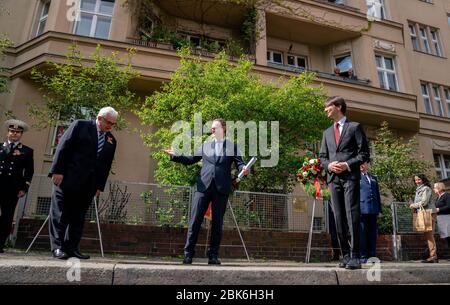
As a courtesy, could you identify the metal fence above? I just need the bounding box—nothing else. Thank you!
[391,202,417,234]
[17,174,327,233]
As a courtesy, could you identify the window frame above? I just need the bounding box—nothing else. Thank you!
[408,24,420,51]
[430,28,442,57]
[444,88,450,118]
[421,83,433,115]
[375,54,399,92]
[73,0,115,39]
[267,50,284,64]
[36,0,51,37]
[434,153,450,180]
[419,26,431,54]
[287,54,308,70]
[432,85,444,116]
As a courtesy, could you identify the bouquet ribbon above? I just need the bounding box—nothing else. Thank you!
[313,177,321,199]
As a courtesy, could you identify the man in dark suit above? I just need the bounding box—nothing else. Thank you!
[0,119,34,253]
[359,161,381,263]
[319,96,369,269]
[165,118,248,265]
[48,107,118,259]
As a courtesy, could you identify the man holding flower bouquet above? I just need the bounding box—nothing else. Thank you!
[319,96,370,270]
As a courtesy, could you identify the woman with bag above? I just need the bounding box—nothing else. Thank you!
[409,174,437,263]
[434,182,450,253]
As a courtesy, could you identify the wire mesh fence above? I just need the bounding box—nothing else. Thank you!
[20,175,326,233]
[391,202,419,234]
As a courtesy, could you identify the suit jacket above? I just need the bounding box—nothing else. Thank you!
[49,120,116,195]
[435,192,450,215]
[360,172,382,215]
[319,119,369,183]
[171,139,245,195]
[0,142,34,193]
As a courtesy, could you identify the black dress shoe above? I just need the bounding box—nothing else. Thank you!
[0,248,4,254]
[338,254,350,268]
[345,258,362,270]
[69,251,90,260]
[182,256,193,264]
[208,257,221,265]
[52,249,69,259]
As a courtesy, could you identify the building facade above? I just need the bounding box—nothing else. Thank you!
[1,0,450,231]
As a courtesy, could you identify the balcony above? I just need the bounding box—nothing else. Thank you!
[267,62,371,86]
[126,38,256,63]
[259,61,419,131]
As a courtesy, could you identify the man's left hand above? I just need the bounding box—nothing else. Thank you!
[17,190,26,198]
[243,166,250,176]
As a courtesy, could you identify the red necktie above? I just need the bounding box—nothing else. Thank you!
[334,122,340,145]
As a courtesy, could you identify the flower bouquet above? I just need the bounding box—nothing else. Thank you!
[296,157,330,200]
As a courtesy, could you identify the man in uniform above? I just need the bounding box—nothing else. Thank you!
[0,119,34,253]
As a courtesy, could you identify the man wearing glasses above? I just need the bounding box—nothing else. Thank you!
[165,118,249,265]
[48,107,118,259]
[0,119,34,253]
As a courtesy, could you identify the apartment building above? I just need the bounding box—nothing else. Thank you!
[0,0,449,230]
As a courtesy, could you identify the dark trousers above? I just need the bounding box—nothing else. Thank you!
[327,202,340,259]
[329,176,360,258]
[48,186,93,253]
[0,190,19,249]
[360,214,378,259]
[185,181,228,258]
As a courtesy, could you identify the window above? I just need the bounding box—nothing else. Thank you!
[409,24,420,51]
[328,0,345,4]
[445,88,450,118]
[430,29,442,56]
[448,14,450,26]
[434,153,450,180]
[267,50,283,64]
[410,22,444,56]
[287,54,307,69]
[375,54,398,91]
[420,0,433,3]
[419,27,431,53]
[421,83,433,114]
[74,0,115,39]
[432,86,444,116]
[334,54,352,72]
[366,0,387,20]
[36,1,50,37]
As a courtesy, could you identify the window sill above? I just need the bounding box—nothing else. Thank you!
[413,50,446,59]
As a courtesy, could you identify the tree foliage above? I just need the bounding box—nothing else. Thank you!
[137,50,330,193]
[370,121,432,202]
[29,44,140,128]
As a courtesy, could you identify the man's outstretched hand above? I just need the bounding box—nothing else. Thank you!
[164,149,175,157]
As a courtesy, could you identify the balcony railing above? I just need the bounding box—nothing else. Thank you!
[312,0,360,12]
[127,38,256,63]
[267,62,371,86]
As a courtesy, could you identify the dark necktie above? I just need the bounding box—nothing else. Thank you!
[98,132,105,155]
[334,122,340,145]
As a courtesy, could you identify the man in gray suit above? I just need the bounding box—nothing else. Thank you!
[319,96,369,269]
[165,118,248,265]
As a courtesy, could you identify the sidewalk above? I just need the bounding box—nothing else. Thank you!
[1,250,450,285]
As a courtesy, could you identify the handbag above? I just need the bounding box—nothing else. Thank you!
[413,205,433,232]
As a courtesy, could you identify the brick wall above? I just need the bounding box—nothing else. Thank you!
[14,219,450,261]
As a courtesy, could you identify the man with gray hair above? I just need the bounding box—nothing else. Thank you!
[48,107,118,259]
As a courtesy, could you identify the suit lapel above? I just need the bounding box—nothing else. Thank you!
[329,126,338,152]
[90,120,98,154]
